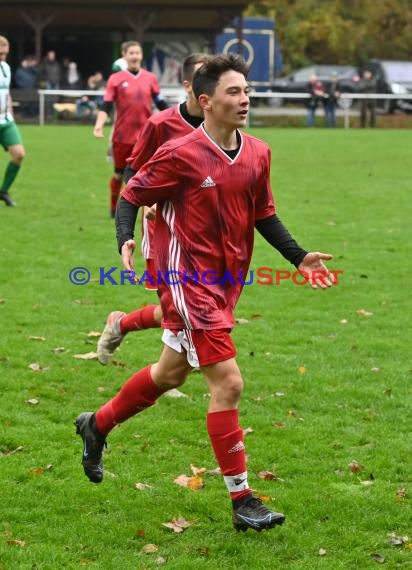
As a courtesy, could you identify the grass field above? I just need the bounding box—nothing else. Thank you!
[0,125,410,569]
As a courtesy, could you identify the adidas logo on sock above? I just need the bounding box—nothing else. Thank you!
[228,441,245,454]
[200,176,216,188]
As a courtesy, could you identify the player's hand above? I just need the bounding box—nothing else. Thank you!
[298,252,335,289]
[145,205,157,221]
[121,239,137,282]
[93,125,104,138]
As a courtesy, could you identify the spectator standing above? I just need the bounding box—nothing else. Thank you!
[0,36,26,206]
[14,56,39,117]
[359,70,377,128]
[323,71,340,128]
[38,50,62,89]
[306,74,325,127]
[61,61,83,90]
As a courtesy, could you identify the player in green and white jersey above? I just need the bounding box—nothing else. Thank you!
[0,35,25,207]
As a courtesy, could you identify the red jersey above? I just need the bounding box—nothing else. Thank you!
[128,104,202,259]
[104,69,161,145]
[122,125,276,331]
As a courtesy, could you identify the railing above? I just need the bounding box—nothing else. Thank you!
[34,89,412,128]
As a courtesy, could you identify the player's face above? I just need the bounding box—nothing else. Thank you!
[125,45,143,71]
[206,70,250,128]
[0,43,9,62]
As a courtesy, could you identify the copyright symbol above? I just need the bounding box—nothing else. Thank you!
[69,267,90,285]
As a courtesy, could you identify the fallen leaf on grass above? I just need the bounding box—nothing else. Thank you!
[174,474,203,490]
[273,421,286,429]
[298,366,306,374]
[340,319,348,324]
[111,359,128,368]
[357,309,373,317]
[26,398,39,405]
[135,528,145,537]
[395,488,407,500]
[73,352,98,360]
[190,464,207,475]
[1,445,23,457]
[258,470,275,480]
[235,318,249,324]
[135,482,153,491]
[156,556,167,564]
[28,363,49,372]
[141,543,158,554]
[318,548,327,556]
[206,467,221,476]
[188,476,204,490]
[197,547,209,555]
[162,516,192,533]
[165,388,187,398]
[29,466,45,476]
[371,553,385,564]
[388,532,409,547]
[87,331,101,338]
[29,336,46,341]
[52,347,66,354]
[255,494,270,503]
[6,539,26,547]
[243,427,253,436]
[349,460,363,473]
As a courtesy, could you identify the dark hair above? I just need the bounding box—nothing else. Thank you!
[192,53,249,99]
[121,41,142,54]
[182,53,211,82]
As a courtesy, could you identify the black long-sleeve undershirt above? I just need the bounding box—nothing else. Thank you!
[255,214,308,267]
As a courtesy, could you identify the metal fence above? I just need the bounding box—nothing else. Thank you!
[24,89,412,128]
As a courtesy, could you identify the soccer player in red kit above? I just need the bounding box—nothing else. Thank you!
[96,53,210,365]
[93,41,167,217]
[76,54,335,532]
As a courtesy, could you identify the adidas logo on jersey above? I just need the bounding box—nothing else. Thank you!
[228,441,245,454]
[200,176,216,188]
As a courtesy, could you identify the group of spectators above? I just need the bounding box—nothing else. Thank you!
[305,69,377,128]
[13,49,106,120]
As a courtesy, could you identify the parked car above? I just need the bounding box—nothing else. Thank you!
[270,64,361,108]
[362,60,412,113]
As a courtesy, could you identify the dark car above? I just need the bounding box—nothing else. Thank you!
[362,60,412,113]
[270,64,360,108]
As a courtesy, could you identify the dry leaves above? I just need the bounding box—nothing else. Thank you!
[357,308,373,317]
[395,488,407,500]
[28,363,49,372]
[141,543,158,554]
[371,553,385,564]
[87,331,101,338]
[298,365,306,374]
[73,352,98,360]
[26,398,39,405]
[165,388,188,398]
[318,548,327,556]
[174,474,204,490]
[349,460,363,473]
[29,335,46,341]
[162,516,192,533]
[235,318,249,325]
[134,482,153,491]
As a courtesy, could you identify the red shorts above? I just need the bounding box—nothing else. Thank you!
[112,141,134,171]
[162,328,236,367]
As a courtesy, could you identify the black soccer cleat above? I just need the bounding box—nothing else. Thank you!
[75,412,106,483]
[0,192,16,206]
[232,496,286,532]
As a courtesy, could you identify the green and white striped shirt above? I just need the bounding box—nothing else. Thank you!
[0,61,13,124]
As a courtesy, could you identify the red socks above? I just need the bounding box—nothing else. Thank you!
[95,366,165,436]
[110,175,122,212]
[207,409,251,501]
[119,305,159,334]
